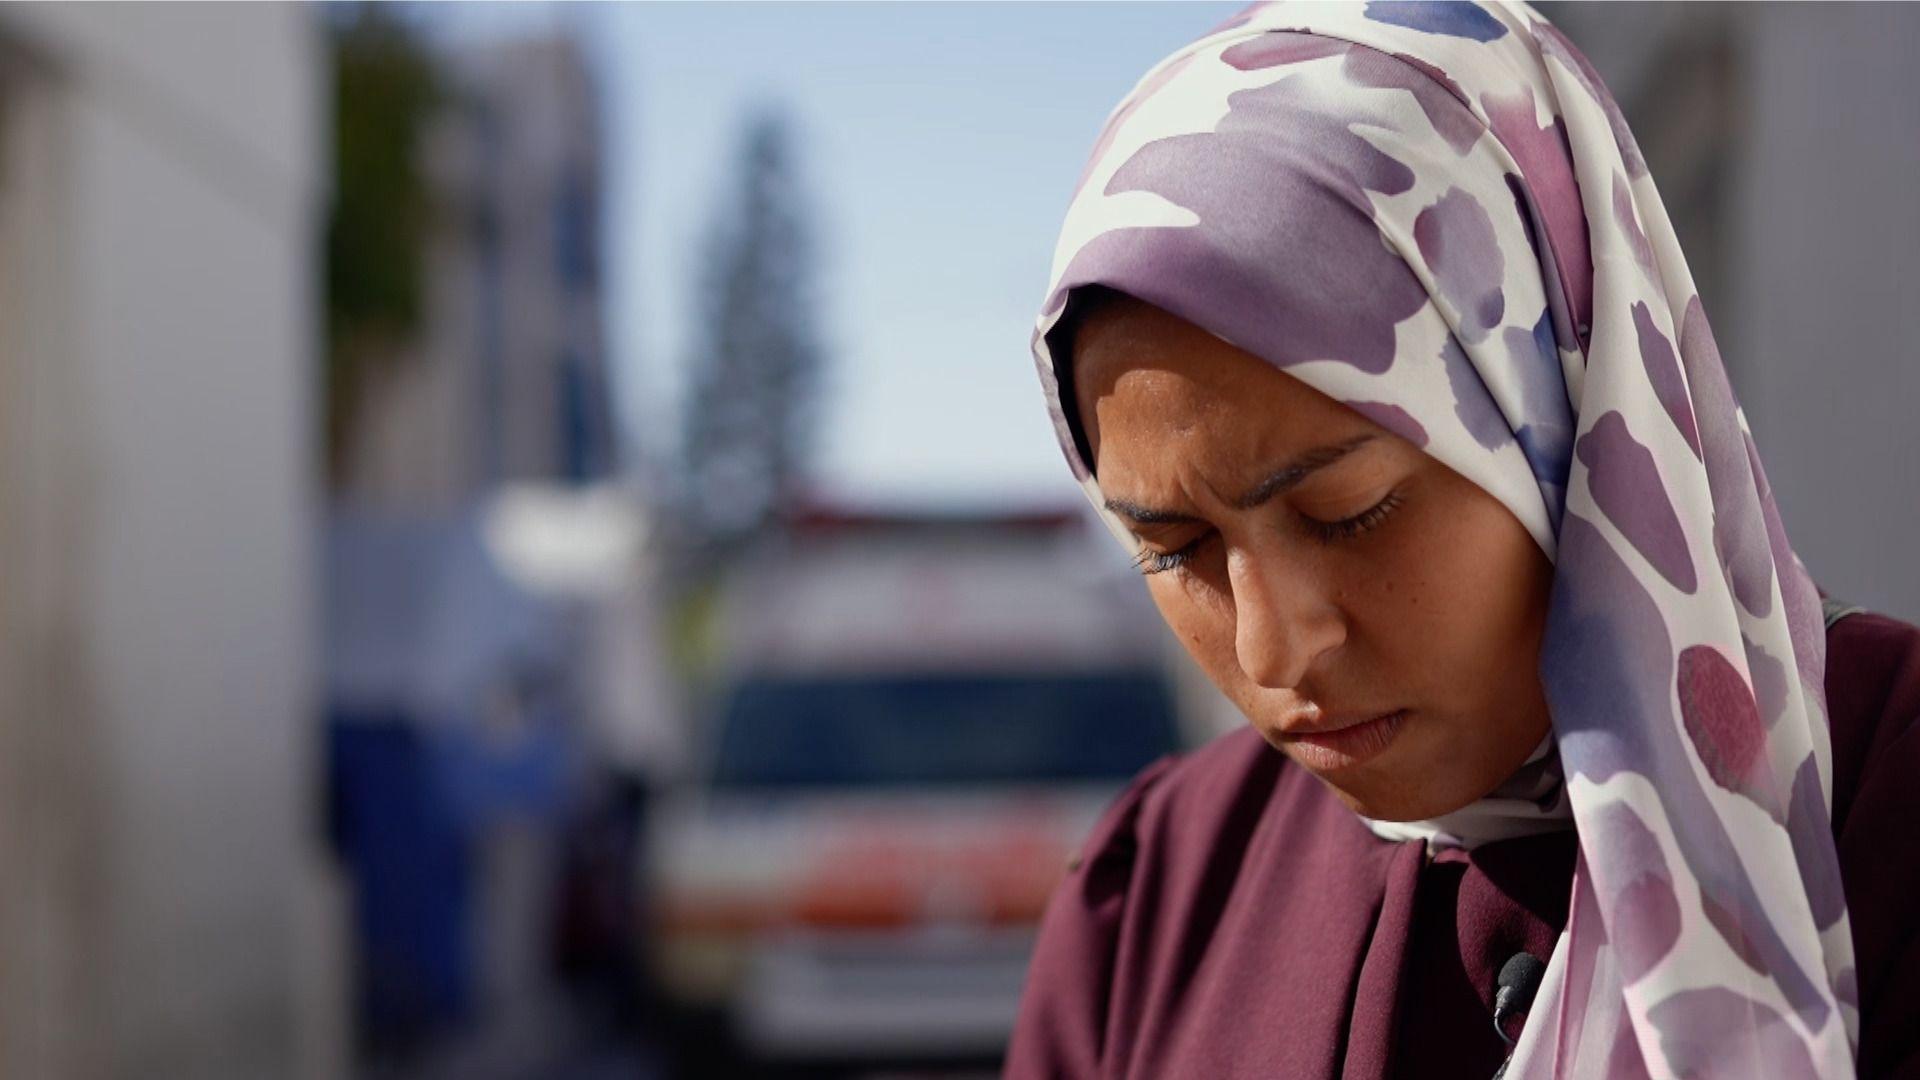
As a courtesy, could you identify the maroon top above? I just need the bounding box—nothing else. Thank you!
[1006,610,1920,1079]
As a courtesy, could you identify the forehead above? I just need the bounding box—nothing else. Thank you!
[1068,295,1368,470]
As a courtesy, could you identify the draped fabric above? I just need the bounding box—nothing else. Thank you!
[1029,3,1855,1074]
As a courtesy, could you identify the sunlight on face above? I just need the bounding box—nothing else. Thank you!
[1069,293,1554,821]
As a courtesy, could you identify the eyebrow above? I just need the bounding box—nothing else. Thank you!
[1101,434,1378,526]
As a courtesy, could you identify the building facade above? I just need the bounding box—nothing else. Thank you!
[0,5,339,1077]
[335,33,616,510]
[1546,3,1920,622]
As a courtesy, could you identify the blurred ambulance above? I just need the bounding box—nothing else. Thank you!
[645,504,1193,1072]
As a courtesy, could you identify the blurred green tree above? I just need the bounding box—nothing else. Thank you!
[674,109,827,580]
[323,4,442,483]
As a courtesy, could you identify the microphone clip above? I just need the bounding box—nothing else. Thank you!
[1492,950,1545,1048]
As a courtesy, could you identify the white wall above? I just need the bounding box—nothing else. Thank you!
[1728,5,1920,623]
[0,5,342,1077]
[1554,2,1920,622]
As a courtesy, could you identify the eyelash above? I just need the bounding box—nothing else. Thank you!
[1130,488,1407,576]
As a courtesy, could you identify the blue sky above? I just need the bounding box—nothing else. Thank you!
[431,2,1243,509]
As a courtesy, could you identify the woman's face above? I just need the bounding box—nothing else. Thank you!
[1071,295,1554,821]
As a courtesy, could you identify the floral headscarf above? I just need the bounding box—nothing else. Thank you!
[1030,2,1855,1075]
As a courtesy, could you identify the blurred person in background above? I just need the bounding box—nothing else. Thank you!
[1007,3,1920,1078]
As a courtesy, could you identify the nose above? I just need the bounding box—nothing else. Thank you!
[1229,546,1346,691]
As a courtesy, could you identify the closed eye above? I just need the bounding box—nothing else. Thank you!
[1302,488,1405,545]
[1130,487,1405,576]
[1132,532,1211,576]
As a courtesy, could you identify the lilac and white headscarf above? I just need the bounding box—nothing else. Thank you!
[1030,2,1855,1075]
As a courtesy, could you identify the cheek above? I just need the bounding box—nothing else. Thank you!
[1372,486,1549,700]
[1335,482,1553,815]
[1146,577,1245,687]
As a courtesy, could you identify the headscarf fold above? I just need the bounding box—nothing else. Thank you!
[1029,3,1856,1075]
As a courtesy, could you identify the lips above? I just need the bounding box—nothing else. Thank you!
[1280,707,1406,736]
[1279,708,1411,772]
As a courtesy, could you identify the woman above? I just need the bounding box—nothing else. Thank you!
[1006,3,1920,1078]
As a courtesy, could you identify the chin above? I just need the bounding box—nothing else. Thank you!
[1325,781,1475,823]
[1280,724,1492,822]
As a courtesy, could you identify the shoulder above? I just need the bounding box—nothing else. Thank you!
[1009,728,1294,1077]
[1070,727,1271,855]
[1824,607,1920,830]
[1065,724,1361,878]
[1821,606,1920,1076]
